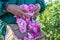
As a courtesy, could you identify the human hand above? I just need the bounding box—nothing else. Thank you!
[7,4,24,18]
[32,3,41,17]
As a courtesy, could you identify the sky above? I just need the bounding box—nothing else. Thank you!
[45,0,55,3]
[45,0,57,4]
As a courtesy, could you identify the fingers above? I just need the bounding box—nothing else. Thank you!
[19,8,28,13]
[31,6,39,13]
[7,4,23,18]
[35,8,40,13]
[32,6,40,17]
[14,9,23,17]
[7,4,31,18]
[34,8,39,16]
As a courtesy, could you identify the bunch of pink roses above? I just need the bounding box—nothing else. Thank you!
[15,4,41,40]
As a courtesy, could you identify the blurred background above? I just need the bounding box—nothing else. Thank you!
[36,0,60,40]
[0,0,60,40]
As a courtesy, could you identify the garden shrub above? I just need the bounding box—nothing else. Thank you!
[36,1,60,40]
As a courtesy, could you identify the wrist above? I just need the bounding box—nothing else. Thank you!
[7,4,16,12]
[7,4,12,12]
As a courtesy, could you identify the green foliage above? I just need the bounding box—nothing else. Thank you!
[36,1,60,40]
[0,35,3,40]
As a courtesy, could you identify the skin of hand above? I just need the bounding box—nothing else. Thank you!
[20,7,30,18]
[7,4,28,18]
[7,4,40,18]
[32,3,41,17]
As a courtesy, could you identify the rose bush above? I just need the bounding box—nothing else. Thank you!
[36,1,60,40]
